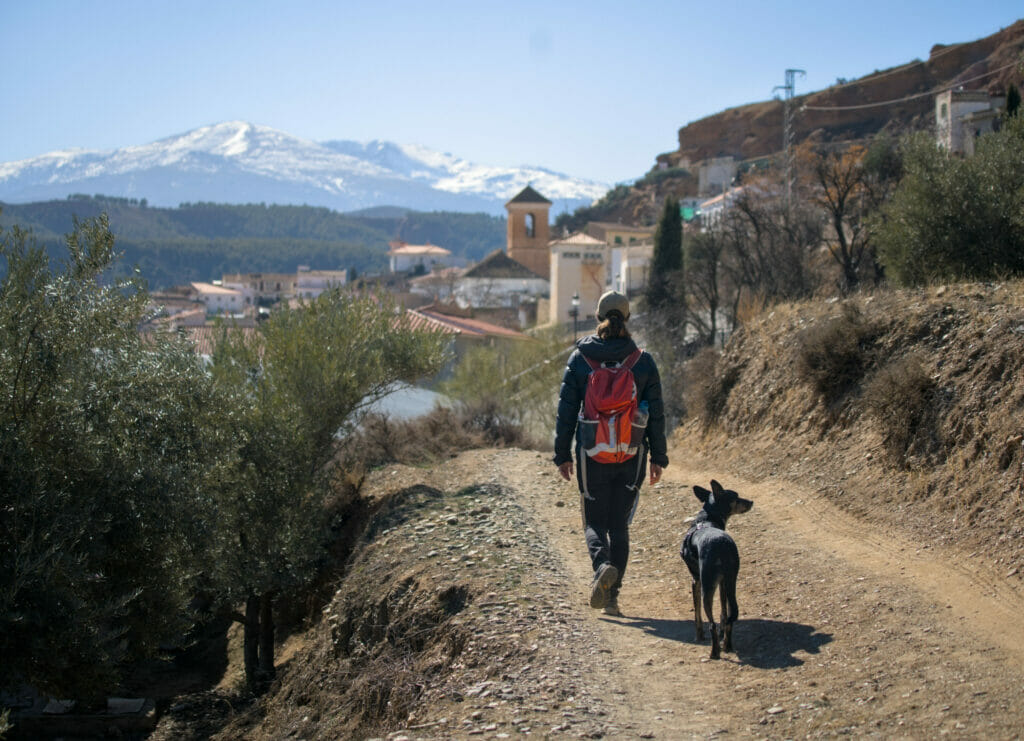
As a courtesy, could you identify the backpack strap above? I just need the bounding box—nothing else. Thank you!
[581,347,643,372]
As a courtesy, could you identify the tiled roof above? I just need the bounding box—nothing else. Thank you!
[140,325,259,356]
[462,250,545,280]
[406,307,530,340]
[505,185,552,206]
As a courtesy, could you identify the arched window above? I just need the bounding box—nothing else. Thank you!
[525,213,535,238]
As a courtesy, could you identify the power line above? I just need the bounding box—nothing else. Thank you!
[802,58,1021,112]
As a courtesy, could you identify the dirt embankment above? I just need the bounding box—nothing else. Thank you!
[146,281,1024,740]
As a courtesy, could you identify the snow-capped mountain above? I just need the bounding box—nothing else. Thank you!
[0,122,608,216]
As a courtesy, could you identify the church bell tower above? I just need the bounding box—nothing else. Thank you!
[505,185,552,280]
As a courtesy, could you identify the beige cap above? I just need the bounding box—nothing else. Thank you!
[596,290,630,321]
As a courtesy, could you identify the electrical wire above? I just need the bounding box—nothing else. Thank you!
[801,58,1021,112]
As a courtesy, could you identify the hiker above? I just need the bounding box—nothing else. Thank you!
[554,290,668,616]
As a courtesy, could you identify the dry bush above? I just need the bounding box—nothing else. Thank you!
[862,352,937,463]
[683,346,743,425]
[337,404,536,476]
[797,303,874,406]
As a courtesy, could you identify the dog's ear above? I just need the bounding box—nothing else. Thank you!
[693,485,711,503]
[710,480,725,497]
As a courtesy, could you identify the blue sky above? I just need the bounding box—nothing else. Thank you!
[2,1,1021,184]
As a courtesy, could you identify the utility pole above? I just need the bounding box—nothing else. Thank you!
[774,68,805,207]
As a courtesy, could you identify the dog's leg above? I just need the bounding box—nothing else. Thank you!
[703,581,720,659]
[722,573,738,653]
[691,579,704,640]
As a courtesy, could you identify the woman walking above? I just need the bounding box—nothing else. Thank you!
[554,291,668,616]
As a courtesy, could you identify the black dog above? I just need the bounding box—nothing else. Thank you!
[679,480,753,659]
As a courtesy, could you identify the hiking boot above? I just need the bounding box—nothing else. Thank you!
[589,563,619,609]
[603,597,622,617]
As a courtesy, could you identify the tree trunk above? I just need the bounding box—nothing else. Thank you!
[258,592,276,683]
[243,593,260,689]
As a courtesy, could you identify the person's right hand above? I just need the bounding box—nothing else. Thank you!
[650,463,663,484]
[558,461,574,481]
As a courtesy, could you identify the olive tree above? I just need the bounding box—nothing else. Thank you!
[874,118,1024,284]
[207,291,446,689]
[0,216,232,697]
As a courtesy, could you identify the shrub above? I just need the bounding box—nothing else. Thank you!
[682,346,743,425]
[797,303,874,405]
[863,353,937,462]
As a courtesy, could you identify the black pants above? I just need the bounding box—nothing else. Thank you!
[576,450,647,599]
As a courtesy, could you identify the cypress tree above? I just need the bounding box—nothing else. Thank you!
[646,196,683,310]
[1007,84,1021,118]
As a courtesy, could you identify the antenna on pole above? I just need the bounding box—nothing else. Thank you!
[774,68,805,206]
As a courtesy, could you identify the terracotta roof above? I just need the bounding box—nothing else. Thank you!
[462,250,545,280]
[140,325,259,356]
[406,307,530,340]
[505,184,552,206]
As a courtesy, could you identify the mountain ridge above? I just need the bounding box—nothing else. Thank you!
[0,122,608,217]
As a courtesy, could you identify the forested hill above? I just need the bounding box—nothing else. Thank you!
[0,196,506,288]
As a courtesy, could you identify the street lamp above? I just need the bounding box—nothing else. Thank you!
[569,292,580,340]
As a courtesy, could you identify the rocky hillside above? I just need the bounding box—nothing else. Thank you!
[558,19,1024,230]
[661,19,1024,167]
[676,279,1024,573]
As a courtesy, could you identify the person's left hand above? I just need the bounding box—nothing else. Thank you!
[649,463,663,484]
[558,461,574,481]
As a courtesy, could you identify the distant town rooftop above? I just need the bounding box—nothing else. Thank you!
[388,242,452,257]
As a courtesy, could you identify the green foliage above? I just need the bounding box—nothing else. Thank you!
[1007,84,1021,118]
[554,184,633,234]
[207,291,449,602]
[874,119,1024,285]
[0,199,506,289]
[441,331,565,446]
[0,216,232,696]
[646,197,683,311]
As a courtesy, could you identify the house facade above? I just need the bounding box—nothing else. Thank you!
[388,242,456,273]
[548,232,607,328]
[935,89,1005,156]
[190,282,245,315]
[295,269,348,300]
[222,272,297,305]
[454,250,548,310]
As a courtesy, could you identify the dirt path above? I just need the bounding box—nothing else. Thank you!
[507,447,1024,739]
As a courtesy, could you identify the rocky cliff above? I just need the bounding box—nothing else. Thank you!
[658,19,1024,167]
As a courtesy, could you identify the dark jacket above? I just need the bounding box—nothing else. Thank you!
[553,335,669,468]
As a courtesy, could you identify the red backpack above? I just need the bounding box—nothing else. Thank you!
[577,348,647,464]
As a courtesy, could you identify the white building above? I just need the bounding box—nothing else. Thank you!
[935,89,1005,156]
[190,282,245,315]
[453,250,548,309]
[295,269,348,300]
[548,232,608,327]
[388,242,457,273]
[610,242,654,296]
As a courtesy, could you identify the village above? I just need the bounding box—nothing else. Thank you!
[146,85,1008,362]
